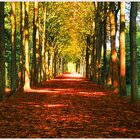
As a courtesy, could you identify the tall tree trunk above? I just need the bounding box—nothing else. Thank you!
[24,2,30,90]
[53,46,58,78]
[102,2,107,85]
[32,2,39,85]
[42,5,46,81]
[18,2,25,92]
[107,59,113,85]
[95,2,103,84]
[32,2,36,85]
[120,2,126,96]
[38,18,41,83]
[53,53,57,78]
[110,2,119,93]
[47,49,51,79]
[91,15,96,82]
[94,2,98,82]
[0,2,5,99]
[86,35,90,79]
[45,47,48,80]
[130,2,138,103]
[91,35,96,82]
[11,2,17,94]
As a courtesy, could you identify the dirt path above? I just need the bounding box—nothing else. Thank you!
[0,73,140,138]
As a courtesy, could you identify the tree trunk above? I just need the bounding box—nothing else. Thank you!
[91,36,95,82]
[91,18,96,82]
[130,2,138,103]
[0,2,5,99]
[11,2,17,94]
[120,2,126,96]
[95,2,103,84]
[42,5,46,81]
[110,2,119,93]
[102,2,107,85]
[18,2,25,92]
[32,2,39,85]
[47,49,51,79]
[24,2,30,90]
[53,47,58,78]
[86,35,90,79]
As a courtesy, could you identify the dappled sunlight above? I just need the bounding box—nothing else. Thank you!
[54,78,83,81]
[56,73,84,81]
[25,88,59,93]
[24,87,108,97]
[43,104,67,108]
[78,91,107,96]
[2,73,140,138]
[20,101,67,108]
[112,127,140,133]
[112,127,127,132]
[64,73,83,78]
[58,114,92,122]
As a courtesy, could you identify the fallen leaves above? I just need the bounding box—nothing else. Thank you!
[0,73,140,138]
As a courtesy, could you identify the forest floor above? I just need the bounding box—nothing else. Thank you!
[0,73,140,138]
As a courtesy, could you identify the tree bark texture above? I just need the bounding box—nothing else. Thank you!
[130,2,138,103]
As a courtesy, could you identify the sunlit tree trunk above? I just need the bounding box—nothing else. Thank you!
[110,2,119,93]
[47,49,51,79]
[35,2,40,83]
[93,2,98,82]
[38,18,41,83]
[18,2,25,92]
[50,53,53,79]
[53,46,58,78]
[11,2,17,94]
[91,40,94,81]
[102,2,107,85]
[24,2,30,90]
[45,46,49,80]
[97,3,103,84]
[107,59,112,85]
[95,2,103,84]
[91,35,96,82]
[42,5,46,81]
[62,58,64,74]
[32,2,36,85]
[130,2,138,103]
[0,2,5,99]
[91,4,96,82]
[86,35,90,79]
[32,2,39,85]
[120,2,126,96]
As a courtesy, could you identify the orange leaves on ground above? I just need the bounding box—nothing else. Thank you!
[0,73,140,138]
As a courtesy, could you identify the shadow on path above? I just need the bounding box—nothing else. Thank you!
[0,73,140,138]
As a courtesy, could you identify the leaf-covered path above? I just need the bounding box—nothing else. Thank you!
[0,73,140,138]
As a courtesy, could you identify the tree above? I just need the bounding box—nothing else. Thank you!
[24,2,30,90]
[0,2,5,99]
[110,2,119,93]
[130,2,138,103]
[120,2,126,96]
[85,35,90,79]
[94,2,103,83]
[32,2,40,85]
[11,2,17,94]
[18,2,25,91]
[41,4,47,81]
[102,2,107,85]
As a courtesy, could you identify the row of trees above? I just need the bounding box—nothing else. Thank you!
[0,2,139,103]
[1,2,72,98]
[82,2,139,103]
